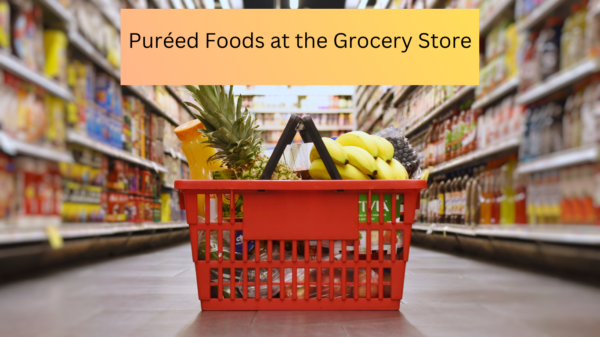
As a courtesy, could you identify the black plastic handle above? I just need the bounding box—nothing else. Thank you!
[259,114,341,180]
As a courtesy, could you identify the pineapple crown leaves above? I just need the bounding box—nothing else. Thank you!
[183,85,263,170]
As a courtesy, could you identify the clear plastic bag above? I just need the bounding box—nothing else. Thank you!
[375,126,421,178]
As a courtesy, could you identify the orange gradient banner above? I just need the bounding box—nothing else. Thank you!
[120,9,479,85]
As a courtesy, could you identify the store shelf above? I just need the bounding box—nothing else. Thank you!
[0,132,74,163]
[516,144,600,175]
[357,85,378,113]
[0,221,188,245]
[426,0,444,8]
[405,85,476,137]
[166,85,196,118]
[480,0,515,35]
[392,85,416,107]
[258,125,353,131]
[253,108,353,114]
[68,29,121,80]
[66,130,168,173]
[516,58,600,105]
[431,136,521,174]
[413,223,600,245]
[0,54,73,102]
[38,0,73,22]
[163,147,187,163]
[359,105,385,132]
[91,0,121,30]
[233,85,354,96]
[125,86,180,126]
[163,182,175,189]
[517,0,567,31]
[151,0,170,9]
[472,77,519,110]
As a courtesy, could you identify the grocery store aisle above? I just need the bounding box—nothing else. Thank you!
[1,244,599,337]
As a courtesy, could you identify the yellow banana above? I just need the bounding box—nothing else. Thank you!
[309,159,370,180]
[372,136,395,163]
[390,158,409,179]
[309,137,349,165]
[336,131,379,158]
[344,146,377,176]
[373,157,396,180]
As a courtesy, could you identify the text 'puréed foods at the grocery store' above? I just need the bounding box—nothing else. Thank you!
[130,32,472,54]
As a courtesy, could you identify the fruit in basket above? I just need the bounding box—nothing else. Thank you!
[371,136,395,163]
[309,137,349,165]
[183,85,299,180]
[385,135,419,176]
[309,159,369,180]
[344,146,377,176]
[373,157,395,180]
[336,131,379,158]
[389,158,409,180]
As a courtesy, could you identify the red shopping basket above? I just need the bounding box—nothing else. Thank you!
[175,115,426,310]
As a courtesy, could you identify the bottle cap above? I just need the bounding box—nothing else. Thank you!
[174,119,206,142]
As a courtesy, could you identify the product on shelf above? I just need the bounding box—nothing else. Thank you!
[0,71,67,148]
[520,77,600,161]
[422,155,524,226]
[477,21,519,98]
[71,0,120,69]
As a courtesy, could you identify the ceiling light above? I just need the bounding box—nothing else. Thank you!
[357,0,368,9]
[290,0,299,9]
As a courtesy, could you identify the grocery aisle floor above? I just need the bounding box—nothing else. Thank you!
[1,245,599,337]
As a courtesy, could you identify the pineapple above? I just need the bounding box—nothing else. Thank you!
[183,85,299,180]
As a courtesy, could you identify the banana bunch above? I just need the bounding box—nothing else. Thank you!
[308,133,410,180]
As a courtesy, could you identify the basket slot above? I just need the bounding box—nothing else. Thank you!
[378,229,384,262]
[231,231,236,262]
[383,268,391,299]
[292,241,298,262]
[366,230,371,262]
[390,229,396,262]
[379,193,384,224]
[255,241,260,262]
[279,241,285,262]
[234,268,243,299]
[267,241,273,263]
[217,194,223,224]
[217,230,223,262]
[378,267,384,300]
[279,267,285,301]
[243,268,248,300]
[229,190,235,225]
[205,195,210,225]
[267,267,273,300]
[391,193,397,224]
[366,268,371,300]
[329,268,334,300]
[317,241,322,262]
[304,240,309,261]
[292,267,298,300]
[367,191,372,225]
[304,267,309,301]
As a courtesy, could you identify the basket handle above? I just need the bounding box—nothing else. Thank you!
[259,114,341,180]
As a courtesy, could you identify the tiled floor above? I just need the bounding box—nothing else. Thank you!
[1,244,599,337]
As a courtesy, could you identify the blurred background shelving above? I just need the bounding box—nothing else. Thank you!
[0,0,211,249]
[355,0,600,249]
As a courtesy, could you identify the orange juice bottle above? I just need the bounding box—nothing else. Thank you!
[480,171,492,225]
[175,120,222,220]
